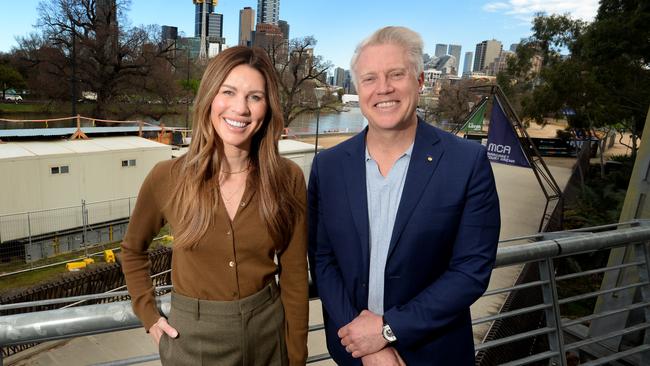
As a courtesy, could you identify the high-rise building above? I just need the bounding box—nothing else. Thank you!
[487,50,514,76]
[253,23,283,53]
[278,20,289,40]
[162,26,178,42]
[192,1,224,59]
[239,7,255,46]
[344,70,356,94]
[462,51,473,74]
[473,39,502,72]
[194,0,217,37]
[509,43,519,52]
[335,67,345,87]
[207,13,223,39]
[434,43,448,57]
[448,44,461,75]
[257,0,280,25]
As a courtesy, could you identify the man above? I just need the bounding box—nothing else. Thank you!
[308,26,500,365]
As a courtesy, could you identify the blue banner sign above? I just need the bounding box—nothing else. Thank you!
[486,98,531,168]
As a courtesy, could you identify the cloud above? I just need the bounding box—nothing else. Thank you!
[483,2,510,12]
[482,0,598,22]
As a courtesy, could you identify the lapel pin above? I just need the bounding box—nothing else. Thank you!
[427,156,433,162]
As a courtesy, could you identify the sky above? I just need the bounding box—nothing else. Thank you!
[0,0,600,72]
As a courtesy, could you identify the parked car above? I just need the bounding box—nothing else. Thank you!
[4,94,22,102]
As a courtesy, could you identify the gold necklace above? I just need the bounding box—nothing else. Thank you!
[220,162,250,174]
[220,183,245,203]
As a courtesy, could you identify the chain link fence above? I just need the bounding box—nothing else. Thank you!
[0,197,137,270]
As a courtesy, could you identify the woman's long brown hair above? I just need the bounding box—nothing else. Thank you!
[170,46,302,250]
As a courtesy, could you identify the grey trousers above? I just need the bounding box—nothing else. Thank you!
[159,282,288,366]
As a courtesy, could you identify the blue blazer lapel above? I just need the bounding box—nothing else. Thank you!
[342,130,371,278]
[387,120,444,260]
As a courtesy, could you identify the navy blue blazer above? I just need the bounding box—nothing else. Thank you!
[308,120,500,365]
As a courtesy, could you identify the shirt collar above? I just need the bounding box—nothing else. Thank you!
[365,142,414,162]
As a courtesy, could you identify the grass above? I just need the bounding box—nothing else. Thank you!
[0,225,172,296]
[0,242,121,295]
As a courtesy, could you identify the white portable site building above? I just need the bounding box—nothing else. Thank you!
[0,136,171,244]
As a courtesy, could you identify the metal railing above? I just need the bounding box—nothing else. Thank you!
[1,221,650,365]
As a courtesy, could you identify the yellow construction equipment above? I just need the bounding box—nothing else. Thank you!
[104,249,116,263]
[66,262,86,271]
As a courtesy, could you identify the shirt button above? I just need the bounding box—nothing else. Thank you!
[240,201,246,207]
[228,261,235,267]
[226,230,231,235]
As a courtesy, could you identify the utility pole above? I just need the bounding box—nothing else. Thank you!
[71,22,78,116]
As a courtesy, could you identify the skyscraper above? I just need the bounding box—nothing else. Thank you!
[193,1,226,58]
[434,43,448,58]
[278,20,290,40]
[335,67,345,87]
[462,51,473,74]
[448,44,461,76]
[257,0,280,25]
[194,0,217,37]
[239,7,255,46]
[207,13,223,39]
[473,39,502,72]
[162,26,178,42]
[252,23,283,52]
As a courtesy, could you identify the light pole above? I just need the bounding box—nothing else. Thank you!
[313,87,328,155]
[185,47,190,129]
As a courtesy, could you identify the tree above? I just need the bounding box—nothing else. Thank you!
[0,64,25,99]
[501,3,650,159]
[263,35,333,126]
[437,79,491,127]
[18,0,175,117]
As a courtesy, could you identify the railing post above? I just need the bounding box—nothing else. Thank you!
[81,200,88,257]
[538,258,567,366]
[27,212,32,268]
[635,241,650,365]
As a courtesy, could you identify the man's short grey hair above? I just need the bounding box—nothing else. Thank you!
[349,26,424,87]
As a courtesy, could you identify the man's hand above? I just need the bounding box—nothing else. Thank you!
[148,317,178,345]
[361,347,406,366]
[338,310,387,358]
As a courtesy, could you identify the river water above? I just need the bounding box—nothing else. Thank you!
[0,107,368,134]
[288,107,367,134]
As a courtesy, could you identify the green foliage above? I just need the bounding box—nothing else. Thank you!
[500,2,650,148]
[563,155,633,229]
[0,64,25,97]
[179,78,200,94]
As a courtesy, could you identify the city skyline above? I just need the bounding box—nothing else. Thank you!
[0,0,599,71]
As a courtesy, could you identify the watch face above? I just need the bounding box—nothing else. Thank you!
[383,324,397,342]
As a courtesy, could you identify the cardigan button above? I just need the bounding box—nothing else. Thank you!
[228,261,235,267]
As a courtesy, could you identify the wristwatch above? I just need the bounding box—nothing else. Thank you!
[382,318,397,343]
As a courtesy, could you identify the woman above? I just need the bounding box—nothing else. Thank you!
[121,46,308,365]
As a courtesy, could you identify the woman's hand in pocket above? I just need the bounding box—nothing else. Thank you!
[149,317,179,345]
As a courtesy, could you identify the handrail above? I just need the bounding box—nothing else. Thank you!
[1,222,650,365]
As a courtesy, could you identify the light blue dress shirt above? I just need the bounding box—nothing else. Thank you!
[365,143,413,315]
